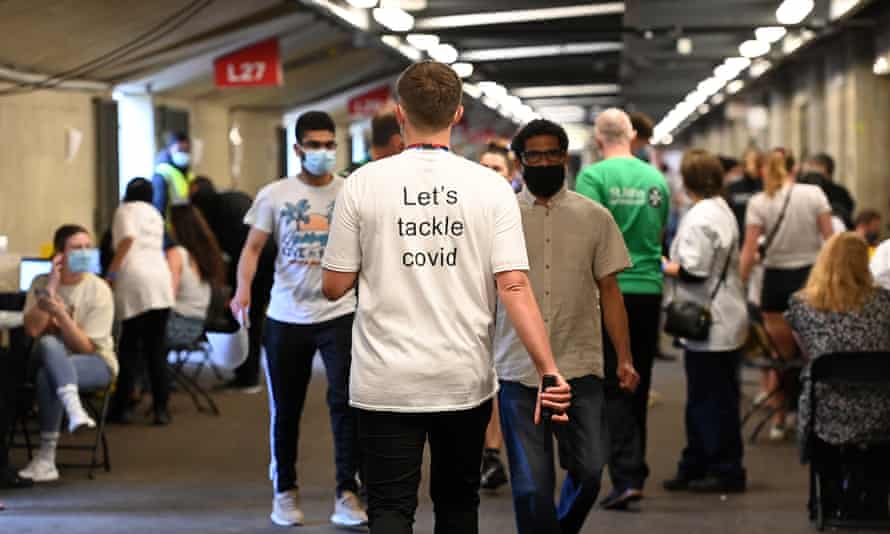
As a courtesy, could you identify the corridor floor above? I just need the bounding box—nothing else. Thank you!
[2,350,817,533]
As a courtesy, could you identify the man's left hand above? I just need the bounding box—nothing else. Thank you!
[618,359,640,392]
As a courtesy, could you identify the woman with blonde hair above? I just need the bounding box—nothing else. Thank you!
[740,149,834,440]
[786,232,890,452]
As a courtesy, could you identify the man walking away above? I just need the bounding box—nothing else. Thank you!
[322,61,571,534]
[576,108,670,510]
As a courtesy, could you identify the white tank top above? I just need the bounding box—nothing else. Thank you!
[173,246,211,319]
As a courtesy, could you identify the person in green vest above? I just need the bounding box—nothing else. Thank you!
[575,108,670,511]
[152,131,196,222]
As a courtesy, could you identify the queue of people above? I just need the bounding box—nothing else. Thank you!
[2,59,888,532]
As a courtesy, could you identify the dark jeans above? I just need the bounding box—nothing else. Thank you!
[358,401,492,534]
[499,376,606,534]
[678,349,745,479]
[603,292,661,491]
[263,314,358,495]
[112,308,171,415]
[233,271,272,386]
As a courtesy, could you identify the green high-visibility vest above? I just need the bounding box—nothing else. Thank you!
[155,162,195,219]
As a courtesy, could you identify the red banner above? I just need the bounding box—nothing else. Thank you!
[348,86,392,118]
[214,39,283,88]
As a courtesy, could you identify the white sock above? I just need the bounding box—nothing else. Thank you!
[38,432,59,465]
[57,384,94,431]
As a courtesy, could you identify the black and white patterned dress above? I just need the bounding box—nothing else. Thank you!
[786,289,890,455]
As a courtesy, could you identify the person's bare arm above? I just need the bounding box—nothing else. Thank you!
[50,298,96,354]
[496,269,571,423]
[23,255,63,338]
[739,225,762,282]
[817,212,834,240]
[230,228,269,322]
[597,274,639,392]
[322,270,358,301]
[166,248,183,297]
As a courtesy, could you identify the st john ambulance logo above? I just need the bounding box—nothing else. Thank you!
[647,187,664,208]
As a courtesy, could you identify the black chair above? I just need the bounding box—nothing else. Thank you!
[806,351,890,531]
[168,336,220,416]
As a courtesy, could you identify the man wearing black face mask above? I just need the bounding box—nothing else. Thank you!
[494,119,639,534]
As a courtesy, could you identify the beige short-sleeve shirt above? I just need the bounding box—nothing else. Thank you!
[494,187,632,387]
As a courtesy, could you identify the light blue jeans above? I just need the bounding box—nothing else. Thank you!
[32,336,112,433]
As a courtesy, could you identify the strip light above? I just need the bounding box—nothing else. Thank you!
[460,42,622,62]
[415,3,625,30]
[776,0,815,25]
[373,7,414,31]
[513,84,620,98]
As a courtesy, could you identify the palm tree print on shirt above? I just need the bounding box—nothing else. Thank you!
[279,199,330,265]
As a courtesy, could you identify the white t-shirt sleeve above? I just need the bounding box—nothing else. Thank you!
[809,186,832,215]
[675,223,717,278]
[111,205,135,247]
[244,187,276,233]
[872,240,890,290]
[744,194,765,229]
[322,178,362,273]
[491,190,529,274]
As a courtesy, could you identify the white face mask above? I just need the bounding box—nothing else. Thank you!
[302,149,337,176]
[171,151,191,168]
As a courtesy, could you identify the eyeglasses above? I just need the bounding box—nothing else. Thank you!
[521,149,566,165]
[302,140,337,150]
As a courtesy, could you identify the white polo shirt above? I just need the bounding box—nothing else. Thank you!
[323,148,529,413]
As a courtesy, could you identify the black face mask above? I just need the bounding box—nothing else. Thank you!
[866,232,881,246]
[523,165,565,198]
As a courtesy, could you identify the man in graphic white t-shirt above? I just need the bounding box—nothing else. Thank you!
[322,61,571,534]
[231,111,366,529]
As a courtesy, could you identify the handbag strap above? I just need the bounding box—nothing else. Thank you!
[709,236,736,303]
[762,185,793,258]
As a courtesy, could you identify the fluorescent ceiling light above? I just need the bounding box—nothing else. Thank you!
[711,93,725,105]
[451,62,474,78]
[776,0,814,25]
[874,56,890,76]
[739,39,770,58]
[513,84,620,98]
[750,59,772,78]
[755,26,787,44]
[405,33,439,50]
[347,0,377,7]
[305,0,370,30]
[429,43,458,63]
[396,0,427,10]
[481,96,499,110]
[538,105,586,122]
[714,63,740,82]
[525,96,621,107]
[724,57,751,70]
[479,81,508,98]
[698,77,725,96]
[462,82,483,99]
[676,37,693,56]
[727,80,745,94]
[460,42,622,62]
[697,104,710,115]
[380,35,421,60]
[373,7,414,31]
[415,3,624,30]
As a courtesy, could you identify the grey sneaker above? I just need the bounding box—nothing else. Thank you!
[331,490,368,527]
[271,489,304,526]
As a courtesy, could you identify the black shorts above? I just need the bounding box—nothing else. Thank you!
[761,266,812,312]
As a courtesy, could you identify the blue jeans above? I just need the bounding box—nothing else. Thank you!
[32,336,112,433]
[499,375,607,534]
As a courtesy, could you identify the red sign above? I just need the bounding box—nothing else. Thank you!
[348,86,392,118]
[214,39,283,88]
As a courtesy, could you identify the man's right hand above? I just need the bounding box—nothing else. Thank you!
[230,289,250,328]
[534,373,571,425]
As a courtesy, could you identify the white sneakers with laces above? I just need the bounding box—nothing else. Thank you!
[271,489,304,527]
[331,490,369,527]
[18,458,59,483]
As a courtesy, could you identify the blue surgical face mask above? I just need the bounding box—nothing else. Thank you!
[67,248,100,274]
[302,149,337,176]
[171,151,191,168]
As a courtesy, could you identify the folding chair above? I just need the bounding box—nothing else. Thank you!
[806,351,890,530]
[168,337,220,416]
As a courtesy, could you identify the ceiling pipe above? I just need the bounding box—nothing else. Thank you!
[0,66,109,93]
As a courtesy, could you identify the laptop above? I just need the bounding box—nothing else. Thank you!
[18,258,53,292]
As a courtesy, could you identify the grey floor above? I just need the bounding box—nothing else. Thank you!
[2,345,821,533]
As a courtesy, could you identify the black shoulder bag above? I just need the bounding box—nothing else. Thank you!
[757,185,793,259]
[664,238,736,341]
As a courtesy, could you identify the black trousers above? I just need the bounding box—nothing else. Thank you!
[263,314,359,495]
[678,349,745,480]
[358,401,493,534]
[603,292,661,491]
[112,308,171,415]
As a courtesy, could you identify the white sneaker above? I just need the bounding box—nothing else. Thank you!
[68,409,96,434]
[18,458,59,483]
[271,489,304,527]
[768,424,787,441]
[331,490,368,527]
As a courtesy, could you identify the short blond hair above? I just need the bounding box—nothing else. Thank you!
[594,108,634,146]
[396,61,462,132]
[799,232,876,312]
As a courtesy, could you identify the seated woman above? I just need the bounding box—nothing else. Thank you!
[787,232,890,449]
[661,149,748,493]
[165,204,225,348]
[20,225,117,482]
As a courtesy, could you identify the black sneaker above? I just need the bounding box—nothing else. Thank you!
[688,475,746,494]
[600,488,643,510]
[480,454,508,491]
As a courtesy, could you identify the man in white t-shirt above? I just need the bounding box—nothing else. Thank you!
[231,111,366,529]
[322,61,571,534]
